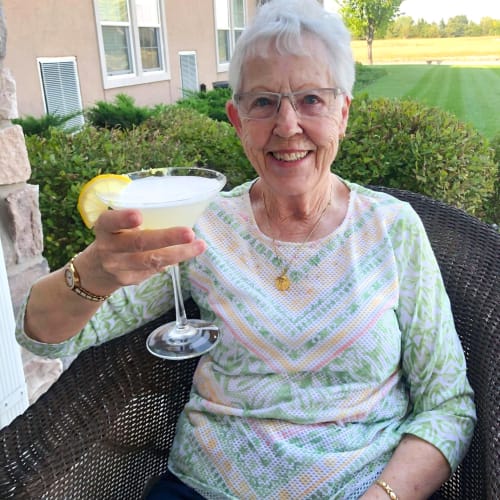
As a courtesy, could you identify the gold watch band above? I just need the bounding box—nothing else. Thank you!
[66,255,110,302]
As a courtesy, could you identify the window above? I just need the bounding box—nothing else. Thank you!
[37,57,84,130]
[95,0,169,89]
[215,0,245,70]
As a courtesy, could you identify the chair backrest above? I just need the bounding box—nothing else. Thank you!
[372,186,499,499]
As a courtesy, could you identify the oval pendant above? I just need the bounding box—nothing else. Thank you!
[275,274,291,291]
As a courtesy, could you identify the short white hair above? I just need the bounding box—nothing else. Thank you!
[229,0,355,97]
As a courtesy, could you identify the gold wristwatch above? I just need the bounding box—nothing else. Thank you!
[64,254,110,302]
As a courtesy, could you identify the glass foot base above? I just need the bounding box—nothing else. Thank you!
[146,319,220,360]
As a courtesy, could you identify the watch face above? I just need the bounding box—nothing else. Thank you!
[65,267,75,288]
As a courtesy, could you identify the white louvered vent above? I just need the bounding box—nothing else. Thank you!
[179,52,198,97]
[0,239,28,430]
[38,57,84,130]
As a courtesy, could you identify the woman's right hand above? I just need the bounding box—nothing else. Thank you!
[22,208,207,344]
[77,208,208,297]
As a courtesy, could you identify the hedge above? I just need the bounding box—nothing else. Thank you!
[336,95,496,220]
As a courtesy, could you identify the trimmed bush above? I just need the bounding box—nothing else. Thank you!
[335,95,497,221]
[487,133,500,225]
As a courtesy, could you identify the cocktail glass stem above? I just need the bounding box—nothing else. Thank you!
[170,264,188,330]
[146,262,220,359]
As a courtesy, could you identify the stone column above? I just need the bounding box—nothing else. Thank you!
[0,0,49,314]
[0,0,61,409]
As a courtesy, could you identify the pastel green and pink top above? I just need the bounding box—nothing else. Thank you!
[17,180,476,499]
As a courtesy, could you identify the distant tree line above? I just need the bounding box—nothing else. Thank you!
[337,1,499,64]
[384,15,500,39]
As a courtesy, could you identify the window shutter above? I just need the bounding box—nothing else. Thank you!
[179,52,198,97]
[38,58,84,130]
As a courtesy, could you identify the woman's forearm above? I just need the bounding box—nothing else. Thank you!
[24,265,106,343]
[360,434,450,499]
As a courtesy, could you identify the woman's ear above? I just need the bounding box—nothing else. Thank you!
[226,100,243,137]
[339,95,351,137]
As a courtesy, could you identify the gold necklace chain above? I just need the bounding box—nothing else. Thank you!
[262,183,332,291]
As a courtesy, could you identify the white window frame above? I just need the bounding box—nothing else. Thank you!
[214,0,246,73]
[93,0,170,89]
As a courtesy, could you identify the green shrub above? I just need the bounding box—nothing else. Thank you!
[85,93,157,129]
[13,111,82,137]
[486,133,500,225]
[176,87,232,123]
[27,106,251,270]
[335,95,497,221]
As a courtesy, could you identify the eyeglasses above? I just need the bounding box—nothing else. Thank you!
[233,88,344,120]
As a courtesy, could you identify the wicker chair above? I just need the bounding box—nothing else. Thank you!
[1,188,498,499]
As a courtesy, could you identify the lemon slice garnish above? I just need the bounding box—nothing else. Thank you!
[77,174,131,228]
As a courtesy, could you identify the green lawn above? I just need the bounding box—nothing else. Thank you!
[356,65,500,139]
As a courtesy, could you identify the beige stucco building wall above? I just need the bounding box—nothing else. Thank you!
[3,1,257,118]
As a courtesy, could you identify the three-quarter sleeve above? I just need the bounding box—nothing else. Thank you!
[391,205,476,471]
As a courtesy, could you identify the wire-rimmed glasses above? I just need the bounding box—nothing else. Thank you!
[233,87,344,120]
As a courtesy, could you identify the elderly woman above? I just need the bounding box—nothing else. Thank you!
[17,0,475,498]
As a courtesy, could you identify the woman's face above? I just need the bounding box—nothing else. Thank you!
[226,36,350,198]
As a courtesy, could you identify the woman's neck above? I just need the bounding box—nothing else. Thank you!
[250,175,349,242]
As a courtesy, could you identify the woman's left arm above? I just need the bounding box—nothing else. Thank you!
[360,434,449,499]
[363,205,476,499]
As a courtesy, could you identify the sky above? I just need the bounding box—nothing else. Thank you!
[323,0,500,24]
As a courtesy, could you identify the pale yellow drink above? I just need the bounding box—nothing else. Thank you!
[106,175,222,229]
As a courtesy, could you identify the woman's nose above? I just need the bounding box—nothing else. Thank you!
[273,97,303,137]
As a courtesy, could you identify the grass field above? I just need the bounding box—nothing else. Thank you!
[351,36,500,64]
[357,65,500,139]
[350,37,500,139]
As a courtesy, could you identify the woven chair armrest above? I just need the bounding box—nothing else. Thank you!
[0,301,200,499]
[371,186,500,500]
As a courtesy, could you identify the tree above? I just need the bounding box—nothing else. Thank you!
[446,15,469,37]
[386,15,414,39]
[480,17,500,36]
[337,0,403,64]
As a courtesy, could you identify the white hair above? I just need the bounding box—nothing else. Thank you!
[228,0,355,97]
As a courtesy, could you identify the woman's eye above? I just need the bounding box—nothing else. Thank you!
[251,96,274,108]
[302,94,322,105]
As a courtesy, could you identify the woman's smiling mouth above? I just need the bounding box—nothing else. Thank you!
[270,151,310,162]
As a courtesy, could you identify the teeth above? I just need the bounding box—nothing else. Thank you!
[272,151,308,161]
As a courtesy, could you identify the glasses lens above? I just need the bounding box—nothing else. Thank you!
[238,92,279,119]
[294,89,337,117]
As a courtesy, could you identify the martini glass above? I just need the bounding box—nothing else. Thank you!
[99,166,226,360]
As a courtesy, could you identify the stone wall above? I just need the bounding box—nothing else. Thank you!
[0,0,49,314]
